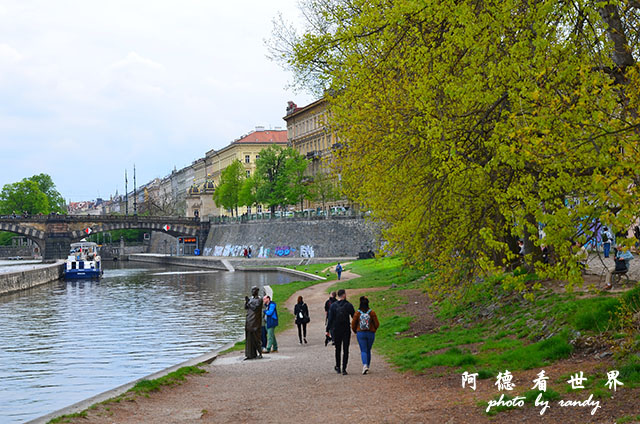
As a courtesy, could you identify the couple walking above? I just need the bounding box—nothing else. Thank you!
[325,289,380,375]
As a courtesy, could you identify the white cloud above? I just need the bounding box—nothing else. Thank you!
[0,0,314,201]
[0,44,22,63]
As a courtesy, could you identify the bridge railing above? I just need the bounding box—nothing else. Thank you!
[208,210,369,225]
[0,214,201,224]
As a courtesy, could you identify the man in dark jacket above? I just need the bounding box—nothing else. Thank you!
[326,289,355,375]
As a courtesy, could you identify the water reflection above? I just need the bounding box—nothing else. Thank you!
[0,261,297,423]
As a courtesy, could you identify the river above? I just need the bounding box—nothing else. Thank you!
[0,260,299,423]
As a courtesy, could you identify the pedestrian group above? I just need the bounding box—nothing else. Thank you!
[244,263,380,375]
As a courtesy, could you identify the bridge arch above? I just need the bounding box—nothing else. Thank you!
[69,222,199,241]
[0,222,46,255]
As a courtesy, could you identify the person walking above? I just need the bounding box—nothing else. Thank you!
[294,296,310,345]
[324,291,337,346]
[262,295,278,353]
[326,289,355,375]
[352,296,380,374]
[335,263,343,280]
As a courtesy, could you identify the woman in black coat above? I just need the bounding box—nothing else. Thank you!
[294,295,310,344]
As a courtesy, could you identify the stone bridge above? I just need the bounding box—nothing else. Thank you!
[0,215,210,259]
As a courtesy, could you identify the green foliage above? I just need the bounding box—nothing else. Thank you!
[279,0,640,295]
[0,173,65,216]
[88,229,146,244]
[254,145,308,212]
[0,179,50,215]
[213,160,245,217]
[238,175,258,209]
[308,171,340,210]
[0,231,15,246]
[617,415,640,424]
[29,173,66,213]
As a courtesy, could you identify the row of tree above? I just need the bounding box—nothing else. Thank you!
[213,145,341,216]
[275,0,640,294]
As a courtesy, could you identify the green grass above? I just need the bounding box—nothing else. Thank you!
[47,411,88,424]
[328,257,427,291]
[284,262,339,279]
[128,366,206,395]
[617,414,640,423]
[47,366,207,423]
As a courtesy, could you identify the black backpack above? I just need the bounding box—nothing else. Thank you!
[334,301,350,327]
[602,232,609,242]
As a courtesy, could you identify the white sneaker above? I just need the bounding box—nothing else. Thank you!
[362,365,369,375]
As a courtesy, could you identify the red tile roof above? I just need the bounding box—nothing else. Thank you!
[234,130,287,144]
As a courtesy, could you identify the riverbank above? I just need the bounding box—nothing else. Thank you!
[48,256,640,423]
[0,260,64,296]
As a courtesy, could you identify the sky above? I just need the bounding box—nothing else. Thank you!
[0,0,314,202]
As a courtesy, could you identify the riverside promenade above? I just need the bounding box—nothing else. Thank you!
[50,268,466,424]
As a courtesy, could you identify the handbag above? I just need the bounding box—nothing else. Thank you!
[298,311,304,319]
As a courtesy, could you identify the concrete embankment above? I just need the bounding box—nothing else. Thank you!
[0,261,65,296]
[129,253,350,279]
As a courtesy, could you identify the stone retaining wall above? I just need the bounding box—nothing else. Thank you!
[201,218,379,258]
[0,261,64,296]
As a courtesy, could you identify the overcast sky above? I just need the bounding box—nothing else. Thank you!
[0,0,313,202]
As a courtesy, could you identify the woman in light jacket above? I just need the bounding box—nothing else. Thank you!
[351,296,380,374]
[294,296,310,344]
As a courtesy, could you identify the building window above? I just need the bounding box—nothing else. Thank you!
[245,155,250,163]
[257,204,262,213]
[247,206,251,214]
[246,170,251,177]
[255,154,259,161]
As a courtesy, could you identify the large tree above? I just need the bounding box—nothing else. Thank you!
[0,180,50,215]
[277,0,640,293]
[29,173,66,213]
[213,160,245,216]
[255,145,309,213]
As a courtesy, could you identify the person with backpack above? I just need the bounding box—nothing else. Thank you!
[326,289,355,375]
[602,226,613,258]
[352,296,380,375]
[294,296,310,345]
[335,263,343,280]
[262,295,278,353]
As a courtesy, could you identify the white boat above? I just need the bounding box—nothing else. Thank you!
[64,241,102,279]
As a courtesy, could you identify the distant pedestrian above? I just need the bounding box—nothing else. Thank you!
[243,248,248,258]
[352,296,380,375]
[244,286,263,360]
[326,289,355,375]
[262,296,278,353]
[324,291,338,346]
[602,226,613,258]
[294,296,310,345]
[248,247,252,258]
[335,263,343,280]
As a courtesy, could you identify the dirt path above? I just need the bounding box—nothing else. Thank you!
[65,271,637,424]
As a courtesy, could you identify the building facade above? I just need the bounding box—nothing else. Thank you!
[283,99,347,211]
[185,128,287,218]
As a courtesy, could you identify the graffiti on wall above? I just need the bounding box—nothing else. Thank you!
[207,245,314,258]
[274,246,296,257]
[300,245,315,258]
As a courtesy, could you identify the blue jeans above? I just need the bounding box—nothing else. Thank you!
[356,331,375,366]
[604,242,611,258]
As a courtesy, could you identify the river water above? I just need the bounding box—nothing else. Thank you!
[0,260,298,423]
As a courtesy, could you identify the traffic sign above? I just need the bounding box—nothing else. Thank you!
[84,227,92,234]
[163,224,171,231]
